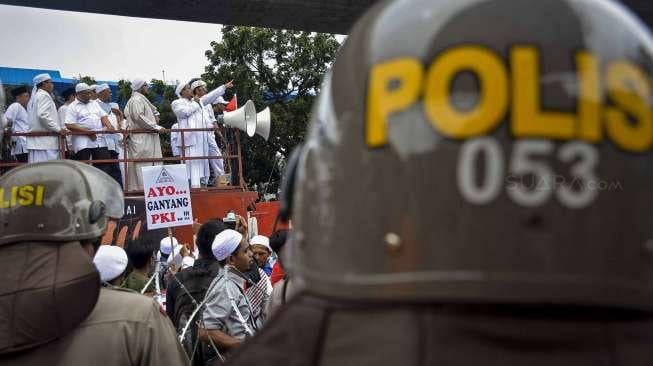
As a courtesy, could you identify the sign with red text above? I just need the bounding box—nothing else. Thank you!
[142,164,193,230]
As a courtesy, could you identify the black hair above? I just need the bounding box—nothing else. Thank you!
[125,232,159,269]
[196,219,227,259]
[270,229,289,255]
[10,86,28,98]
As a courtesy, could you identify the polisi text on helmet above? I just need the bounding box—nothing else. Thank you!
[366,45,653,153]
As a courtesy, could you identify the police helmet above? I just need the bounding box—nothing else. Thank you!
[0,160,124,245]
[281,0,653,310]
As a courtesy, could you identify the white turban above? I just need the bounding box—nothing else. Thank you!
[213,96,229,105]
[109,102,120,110]
[160,236,179,255]
[93,245,128,282]
[131,78,147,91]
[175,79,193,97]
[32,73,51,85]
[95,83,110,93]
[29,74,53,111]
[75,83,92,93]
[190,79,206,91]
[212,229,243,261]
[250,235,271,252]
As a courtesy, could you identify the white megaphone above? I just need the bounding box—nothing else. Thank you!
[223,99,257,137]
[255,107,271,141]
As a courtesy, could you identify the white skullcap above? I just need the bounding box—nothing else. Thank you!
[175,79,193,97]
[190,80,206,90]
[250,235,271,252]
[95,83,110,93]
[93,245,128,282]
[75,83,92,93]
[160,236,179,255]
[32,73,51,85]
[212,229,243,261]
[109,102,120,110]
[131,78,147,91]
[182,256,195,269]
[213,96,229,105]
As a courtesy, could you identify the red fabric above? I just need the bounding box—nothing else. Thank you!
[270,261,285,286]
[225,94,238,112]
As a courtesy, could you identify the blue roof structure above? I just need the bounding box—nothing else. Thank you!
[0,66,120,103]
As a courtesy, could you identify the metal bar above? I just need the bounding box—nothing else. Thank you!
[236,130,245,190]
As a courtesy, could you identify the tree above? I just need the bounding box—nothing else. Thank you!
[202,26,340,195]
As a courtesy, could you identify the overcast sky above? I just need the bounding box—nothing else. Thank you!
[0,5,222,84]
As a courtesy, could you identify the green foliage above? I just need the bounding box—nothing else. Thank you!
[202,26,340,194]
[76,75,96,85]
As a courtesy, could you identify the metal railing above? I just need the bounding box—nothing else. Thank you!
[0,126,246,195]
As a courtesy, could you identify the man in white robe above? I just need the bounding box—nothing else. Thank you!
[95,83,123,188]
[171,80,206,188]
[110,102,127,187]
[190,79,233,183]
[26,73,68,163]
[5,86,30,163]
[123,78,164,191]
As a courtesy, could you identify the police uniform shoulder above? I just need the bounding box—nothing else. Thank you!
[82,288,163,325]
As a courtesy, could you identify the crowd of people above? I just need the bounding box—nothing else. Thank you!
[1,74,236,190]
[92,212,290,364]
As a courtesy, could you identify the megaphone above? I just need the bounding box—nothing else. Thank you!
[223,99,257,137]
[255,107,271,141]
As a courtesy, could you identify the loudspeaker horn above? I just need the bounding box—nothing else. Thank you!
[223,99,257,137]
[255,107,271,141]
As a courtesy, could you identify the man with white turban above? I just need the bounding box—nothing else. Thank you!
[123,78,164,190]
[200,229,267,357]
[93,245,129,287]
[191,79,233,183]
[65,83,116,177]
[171,79,207,188]
[26,73,68,162]
[95,83,123,187]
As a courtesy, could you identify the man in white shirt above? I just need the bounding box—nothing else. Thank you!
[171,80,207,188]
[110,102,127,188]
[65,82,116,177]
[95,83,123,188]
[26,73,68,163]
[58,87,75,158]
[5,86,30,163]
[190,80,231,183]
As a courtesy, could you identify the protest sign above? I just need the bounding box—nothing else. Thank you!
[142,164,193,230]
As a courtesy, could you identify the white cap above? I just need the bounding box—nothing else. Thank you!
[93,245,128,282]
[95,83,110,93]
[190,79,206,90]
[109,102,120,110]
[175,79,193,97]
[159,236,179,255]
[182,256,195,269]
[213,96,229,105]
[250,235,271,252]
[212,229,243,261]
[75,83,92,93]
[131,78,147,91]
[32,73,51,85]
